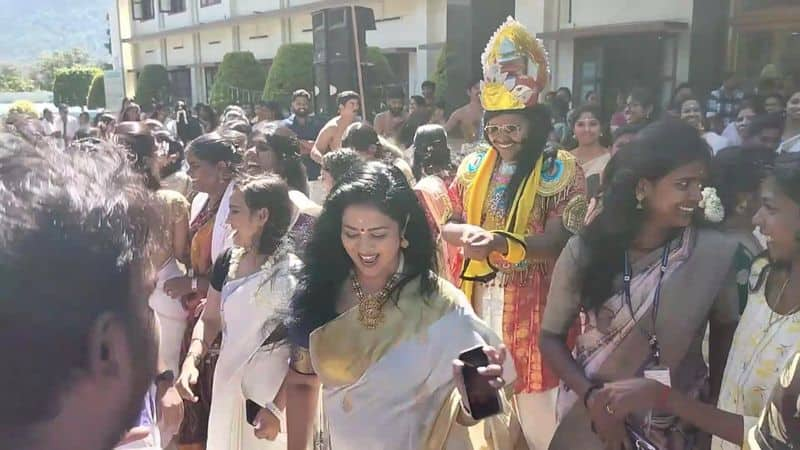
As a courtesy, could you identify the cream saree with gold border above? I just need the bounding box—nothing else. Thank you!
[309,276,516,450]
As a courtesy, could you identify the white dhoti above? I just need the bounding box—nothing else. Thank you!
[514,388,558,449]
[147,258,187,374]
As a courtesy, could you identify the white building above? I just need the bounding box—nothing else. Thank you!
[114,0,799,110]
[115,0,449,105]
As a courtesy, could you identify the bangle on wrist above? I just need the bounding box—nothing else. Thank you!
[583,383,604,409]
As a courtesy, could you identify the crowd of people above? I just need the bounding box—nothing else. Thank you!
[3,15,800,450]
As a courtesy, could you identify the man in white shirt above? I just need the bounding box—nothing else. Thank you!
[53,104,79,148]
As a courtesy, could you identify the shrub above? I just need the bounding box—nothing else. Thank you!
[263,43,396,115]
[432,45,453,106]
[52,66,103,107]
[263,43,314,106]
[135,64,170,112]
[0,65,35,92]
[365,47,395,85]
[209,51,266,112]
[87,73,106,109]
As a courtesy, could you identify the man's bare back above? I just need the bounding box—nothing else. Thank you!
[373,111,407,139]
[311,115,354,164]
[446,102,483,143]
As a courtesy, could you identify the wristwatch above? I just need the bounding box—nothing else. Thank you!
[155,369,175,385]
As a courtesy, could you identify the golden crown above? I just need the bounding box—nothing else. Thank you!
[480,17,550,111]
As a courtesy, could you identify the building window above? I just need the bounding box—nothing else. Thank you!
[132,0,155,21]
[200,0,221,7]
[169,68,193,103]
[729,0,800,89]
[159,0,186,14]
[204,66,219,102]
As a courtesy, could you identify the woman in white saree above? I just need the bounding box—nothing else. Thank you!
[176,174,301,450]
[284,163,515,450]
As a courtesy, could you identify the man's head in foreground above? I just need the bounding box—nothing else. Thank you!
[0,132,157,450]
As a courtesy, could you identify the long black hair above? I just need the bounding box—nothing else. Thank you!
[236,174,293,257]
[290,162,437,334]
[580,118,712,309]
[154,130,185,179]
[251,128,309,196]
[483,104,555,206]
[187,131,243,168]
[114,121,161,191]
[769,152,800,205]
[411,124,453,179]
[711,145,775,218]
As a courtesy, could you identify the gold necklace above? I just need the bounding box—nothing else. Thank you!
[767,275,793,329]
[351,274,397,329]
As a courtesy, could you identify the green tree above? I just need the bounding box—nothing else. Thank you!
[363,47,397,118]
[87,73,106,109]
[135,64,170,112]
[52,66,103,106]
[263,43,314,107]
[209,51,266,112]
[0,65,35,92]
[263,44,395,116]
[432,45,456,110]
[365,47,395,85]
[35,48,93,91]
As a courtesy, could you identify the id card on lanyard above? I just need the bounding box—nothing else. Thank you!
[623,243,672,387]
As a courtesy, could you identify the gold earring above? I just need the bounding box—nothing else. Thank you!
[401,237,409,249]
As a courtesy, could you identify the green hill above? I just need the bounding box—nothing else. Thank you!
[0,0,112,65]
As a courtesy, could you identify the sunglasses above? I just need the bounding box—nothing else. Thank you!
[484,124,523,136]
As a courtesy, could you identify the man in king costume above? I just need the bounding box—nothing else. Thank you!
[443,16,587,450]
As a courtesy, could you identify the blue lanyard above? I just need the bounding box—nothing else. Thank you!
[623,243,670,366]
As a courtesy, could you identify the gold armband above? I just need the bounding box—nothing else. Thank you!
[562,194,588,234]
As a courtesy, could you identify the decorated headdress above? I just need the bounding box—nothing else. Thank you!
[480,16,550,111]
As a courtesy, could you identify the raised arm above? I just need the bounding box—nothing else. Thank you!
[310,126,333,164]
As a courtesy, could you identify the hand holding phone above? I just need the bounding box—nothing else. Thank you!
[245,399,262,426]
[453,345,506,420]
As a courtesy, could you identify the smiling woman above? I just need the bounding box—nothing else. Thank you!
[541,118,743,449]
[679,97,730,154]
[283,162,514,450]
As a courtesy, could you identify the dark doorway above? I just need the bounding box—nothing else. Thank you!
[168,68,192,104]
[443,0,515,114]
[574,33,677,120]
